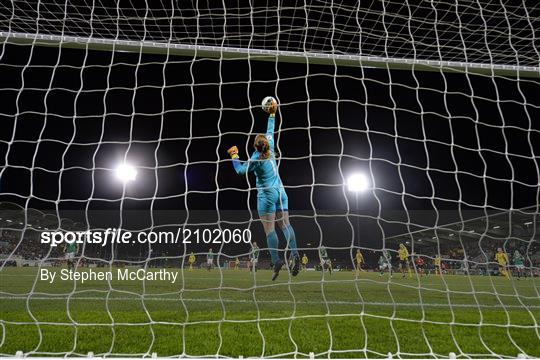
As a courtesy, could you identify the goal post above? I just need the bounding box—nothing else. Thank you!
[2,31,539,77]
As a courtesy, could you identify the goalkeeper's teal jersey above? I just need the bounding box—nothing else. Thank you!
[232,115,283,192]
[319,248,329,259]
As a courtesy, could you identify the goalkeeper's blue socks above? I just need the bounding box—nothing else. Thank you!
[282,224,299,257]
[266,230,280,264]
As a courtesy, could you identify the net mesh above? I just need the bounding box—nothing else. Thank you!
[1,0,539,66]
[0,0,539,358]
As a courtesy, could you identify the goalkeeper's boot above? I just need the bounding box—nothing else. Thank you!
[290,255,300,277]
[272,259,284,281]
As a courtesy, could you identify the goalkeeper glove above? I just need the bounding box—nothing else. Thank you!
[268,100,278,115]
[227,146,239,159]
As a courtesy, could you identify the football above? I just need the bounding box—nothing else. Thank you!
[261,96,277,113]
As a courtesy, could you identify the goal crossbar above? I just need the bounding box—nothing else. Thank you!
[2,32,538,78]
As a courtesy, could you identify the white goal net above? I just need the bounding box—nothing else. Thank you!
[0,0,539,358]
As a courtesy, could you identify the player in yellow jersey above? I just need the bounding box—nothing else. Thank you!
[355,249,365,275]
[188,252,196,271]
[434,255,442,276]
[235,257,241,270]
[398,243,412,278]
[301,253,308,271]
[495,247,510,279]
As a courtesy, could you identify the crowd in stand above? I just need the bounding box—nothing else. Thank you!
[0,230,58,260]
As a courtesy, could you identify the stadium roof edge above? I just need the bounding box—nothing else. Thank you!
[385,205,539,245]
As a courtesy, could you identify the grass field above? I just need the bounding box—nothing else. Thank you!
[1,266,539,358]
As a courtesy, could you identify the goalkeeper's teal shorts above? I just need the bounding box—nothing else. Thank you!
[257,187,288,216]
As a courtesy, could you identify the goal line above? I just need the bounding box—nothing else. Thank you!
[1,295,538,309]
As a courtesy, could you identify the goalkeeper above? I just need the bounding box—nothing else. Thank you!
[227,99,300,281]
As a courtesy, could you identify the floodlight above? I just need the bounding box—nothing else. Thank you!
[347,173,369,193]
[115,163,137,183]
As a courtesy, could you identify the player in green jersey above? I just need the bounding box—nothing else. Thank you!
[378,250,392,277]
[64,242,78,270]
[206,248,214,271]
[250,242,260,272]
[513,250,525,279]
[318,245,332,275]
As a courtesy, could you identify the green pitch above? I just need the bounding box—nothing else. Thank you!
[1,267,539,358]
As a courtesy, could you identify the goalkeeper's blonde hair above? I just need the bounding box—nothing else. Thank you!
[254,135,271,159]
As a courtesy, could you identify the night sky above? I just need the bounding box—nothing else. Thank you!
[0,40,538,257]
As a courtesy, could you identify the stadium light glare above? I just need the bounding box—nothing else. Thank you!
[115,163,137,183]
[347,173,370,193]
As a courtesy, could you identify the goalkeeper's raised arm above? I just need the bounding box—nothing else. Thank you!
[228,111,276,176]
[227,97,299,281]
[265,110,276,151]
